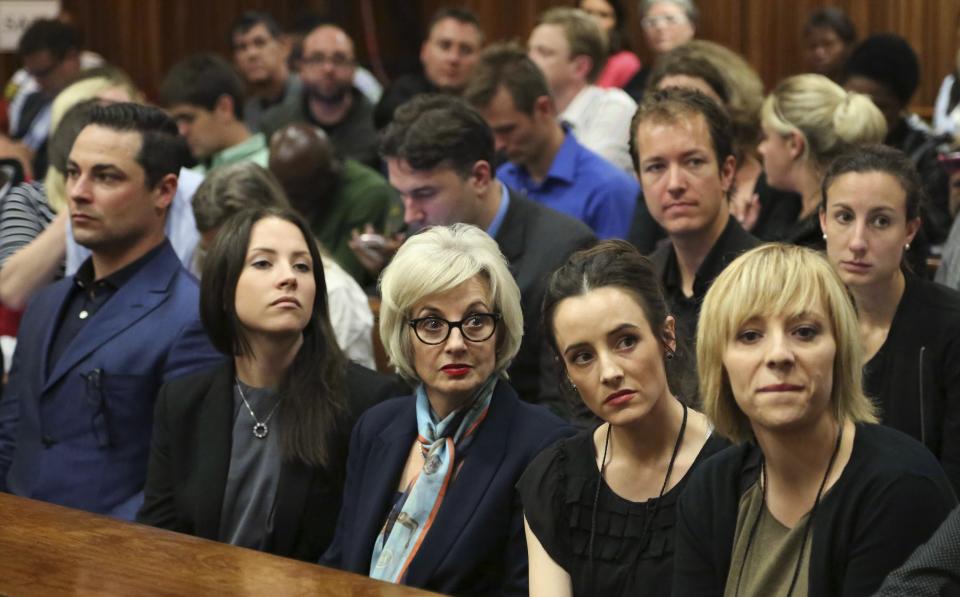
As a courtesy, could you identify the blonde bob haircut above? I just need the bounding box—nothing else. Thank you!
[696,243,877,443]
[761,73,886,170]
[379,224,524,383]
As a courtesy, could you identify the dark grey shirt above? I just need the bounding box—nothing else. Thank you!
[218,381,283,550]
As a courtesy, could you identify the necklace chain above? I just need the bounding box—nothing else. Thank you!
[235,378,283,439]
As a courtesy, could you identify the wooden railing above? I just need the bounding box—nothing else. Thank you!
[0,493,443,597]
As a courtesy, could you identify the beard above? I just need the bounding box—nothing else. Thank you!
[306,81,350,104]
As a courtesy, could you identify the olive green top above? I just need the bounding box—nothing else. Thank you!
[723,481,811,597]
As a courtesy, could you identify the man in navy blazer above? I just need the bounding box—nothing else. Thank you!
[356,94,596,416]
[0,103,222,519]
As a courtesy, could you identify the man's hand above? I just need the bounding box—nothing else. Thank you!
[348,224,405,276]
[0,135,33,181]
[730,191,761,232]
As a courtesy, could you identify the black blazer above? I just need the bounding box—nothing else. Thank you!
[136,361,405,561]
[321,379,575,596]
[495,190,596,414]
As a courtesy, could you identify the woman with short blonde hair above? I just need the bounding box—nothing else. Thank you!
[674,243,956,596]
[323,224,571,596]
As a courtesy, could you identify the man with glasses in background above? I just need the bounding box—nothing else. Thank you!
[261,24,378,168]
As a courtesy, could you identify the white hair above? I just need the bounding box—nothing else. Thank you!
[379,224,523,382]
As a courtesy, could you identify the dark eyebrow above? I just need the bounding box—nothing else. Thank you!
[91,164,124,174]
[248,247,312,259]
[561,322,640,356]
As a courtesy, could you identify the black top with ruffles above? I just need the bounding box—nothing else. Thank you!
[518,427,729,597]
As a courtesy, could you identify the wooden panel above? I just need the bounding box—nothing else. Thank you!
[0,492,441,596]
[2,0,959,112]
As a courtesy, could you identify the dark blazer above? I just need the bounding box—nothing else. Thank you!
[137,361,406,561]
[863,273,960,493]
[321,378,575,596]
[0,241,222,519]
[495,190,596,413]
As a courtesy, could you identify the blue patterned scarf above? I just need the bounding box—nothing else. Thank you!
[369,375,497,583]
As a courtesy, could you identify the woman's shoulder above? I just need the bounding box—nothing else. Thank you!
[696,432,734,464]
[355,393,415,424]
[519,428,596,487]
[852,423,947,471]
[903,276,960,323]
[681,439,757,505]
[161,362,229,398]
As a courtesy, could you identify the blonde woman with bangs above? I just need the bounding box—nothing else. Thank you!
[673,243,956,597]
[322,224,573,596]
[756,74,886,248]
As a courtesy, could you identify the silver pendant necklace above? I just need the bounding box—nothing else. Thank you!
[235,378,283,439]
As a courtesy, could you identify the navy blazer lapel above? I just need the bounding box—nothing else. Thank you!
[43,243,180,392]
[194,365,234,540]
[35,278,76,388]
[350,398,417,572]
[404,380,515,587]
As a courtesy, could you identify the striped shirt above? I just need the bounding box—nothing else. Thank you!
[0,181,58,270]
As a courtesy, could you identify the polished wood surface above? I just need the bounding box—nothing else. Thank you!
[0,493,442,597]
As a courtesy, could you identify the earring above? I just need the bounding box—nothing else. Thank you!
[665,350,675,361]
[905,243,911,250]
[822,233,828,240]
[567,378,578,392]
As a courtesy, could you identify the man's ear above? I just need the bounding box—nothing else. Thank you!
[719,153,737,193]
[571,55,592,82]
[533,94,554,119]
[152,173,179,212]
[214,94,235,120]
[469,160,493,194]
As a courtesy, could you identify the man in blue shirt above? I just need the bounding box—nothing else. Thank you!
[464,43,638,239]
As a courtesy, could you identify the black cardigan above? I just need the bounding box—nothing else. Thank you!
[863,273,960,493]
[673,424,957,597]
[136,361,406,561]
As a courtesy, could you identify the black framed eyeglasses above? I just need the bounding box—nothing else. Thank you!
[408,313,501,345]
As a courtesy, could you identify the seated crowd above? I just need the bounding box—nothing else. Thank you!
[2,2,960,596]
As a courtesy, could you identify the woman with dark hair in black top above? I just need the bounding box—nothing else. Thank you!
[518,240,727,597]
[820,145,960,493]
[138,206,399,560]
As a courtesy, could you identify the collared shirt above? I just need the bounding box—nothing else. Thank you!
[192,133,270,175]
[66,167,204,276]
[496,130,639,240]
[654,217,759,346]
[48,241,167,372]
[560,84,637,174]
[485,181,510,239]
